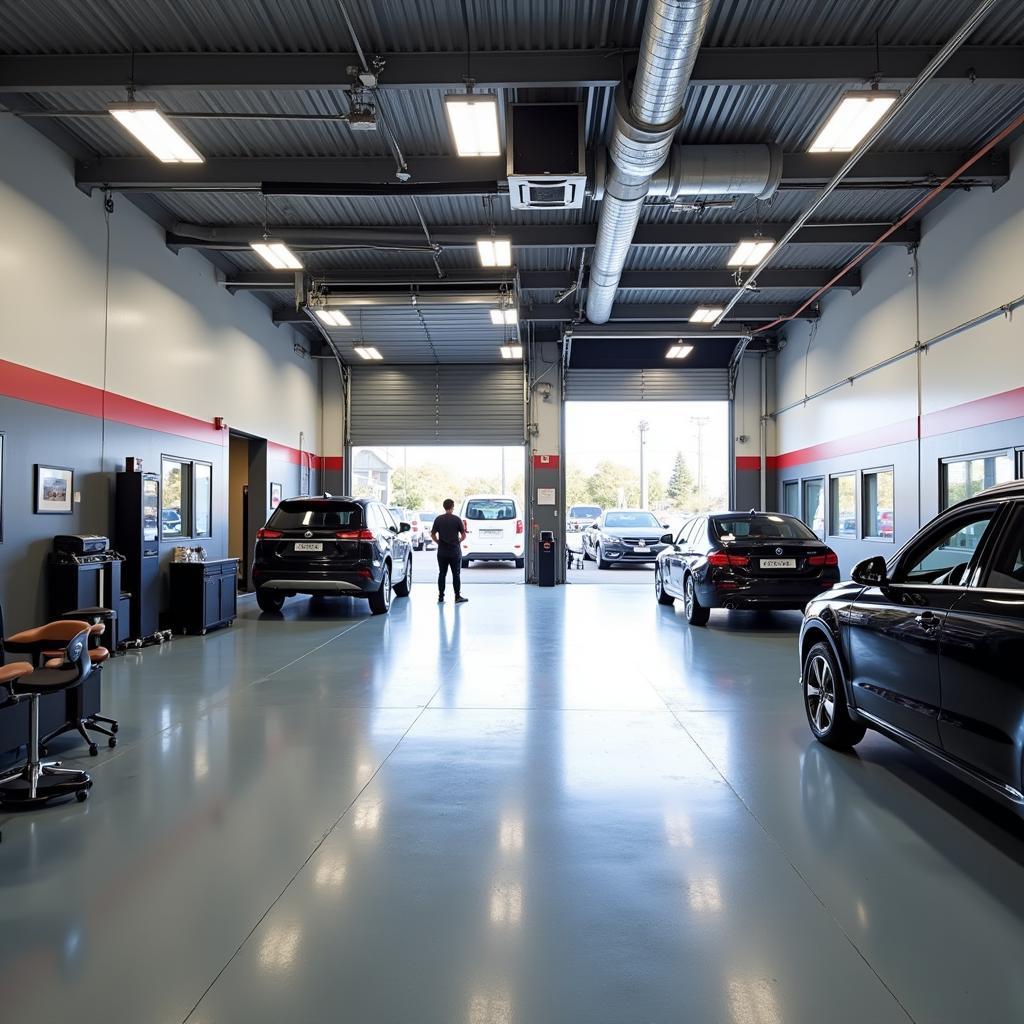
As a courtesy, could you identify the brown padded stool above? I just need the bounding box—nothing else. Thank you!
[0,622,94,807]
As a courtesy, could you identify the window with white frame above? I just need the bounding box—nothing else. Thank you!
[828,473,857,537]
[862,468,894,541]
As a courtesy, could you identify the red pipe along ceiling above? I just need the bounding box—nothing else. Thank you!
[756,107,1024,335]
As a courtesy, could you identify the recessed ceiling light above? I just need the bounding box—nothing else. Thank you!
[490,308,518,325]
[809,90,900,153]
[314,310,351,327]
[500,345,523,360]
[444,93,501,157]
[108,103,204,163]
[477,238,512,267]
[250,241,303,270]
[667,344,694,359]
[354,346,383,361]
[689,307,724,323]
[727,239,775,267]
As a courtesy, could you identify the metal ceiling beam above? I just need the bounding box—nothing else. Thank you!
[170,220,917,251]
[523,303,819,322]
[4,46,1021,92]
[77,150,1009,193]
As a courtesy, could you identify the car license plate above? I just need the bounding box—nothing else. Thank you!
[482,529,502,537]
[760,557,795,569]
[634,545,649,553]
[294,542,323,552]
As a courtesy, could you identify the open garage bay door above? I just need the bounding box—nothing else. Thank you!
[564,367,731,402]
[349,364,526,446]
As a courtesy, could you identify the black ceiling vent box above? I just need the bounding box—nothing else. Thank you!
[507,103,587,210]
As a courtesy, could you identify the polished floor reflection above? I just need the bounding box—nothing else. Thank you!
[1,584,1022,1023]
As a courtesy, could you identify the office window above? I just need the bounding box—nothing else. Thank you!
[942,451,1012,509]
[828,473,856,537]
[194,462,212,538]
[863,468,894,541]
[161,457,187,539]
[802,478,824,539]
[783,480,800,519]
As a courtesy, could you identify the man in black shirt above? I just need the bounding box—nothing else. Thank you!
[432,499,468,604]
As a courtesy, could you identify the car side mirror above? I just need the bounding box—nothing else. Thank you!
[662,523,670,530]
[660,533,674,545]
[852,555,888,587]
[399,522,411,533]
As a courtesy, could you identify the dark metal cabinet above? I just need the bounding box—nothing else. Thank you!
[169,559,239,635]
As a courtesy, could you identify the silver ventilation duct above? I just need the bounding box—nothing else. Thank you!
[585,0,714,324]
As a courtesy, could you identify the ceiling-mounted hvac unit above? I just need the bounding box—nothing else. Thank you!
[507,103,587,210]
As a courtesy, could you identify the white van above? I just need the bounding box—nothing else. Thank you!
[459,495,524,568]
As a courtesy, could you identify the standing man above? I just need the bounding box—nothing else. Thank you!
[432,499,468,604]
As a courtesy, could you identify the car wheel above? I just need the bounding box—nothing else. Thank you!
[803,641,866,748]
[394,557,412,597]
[515,557,525,569]
[368,566,392,615]
[582,544,593,562]
[256,589,285,613]
[655,567,675,606]
[683,574,710,626]
[597,545,610,570]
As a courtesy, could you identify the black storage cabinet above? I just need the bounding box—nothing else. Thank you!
[169,559,239,635]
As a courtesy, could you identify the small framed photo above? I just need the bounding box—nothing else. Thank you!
[270,482,283,509]
[35,464,74,514]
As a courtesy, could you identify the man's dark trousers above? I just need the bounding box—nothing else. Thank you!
[437,548,462,597]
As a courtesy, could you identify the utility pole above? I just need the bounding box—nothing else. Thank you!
[690,416,709,507]
[638,419,650,509]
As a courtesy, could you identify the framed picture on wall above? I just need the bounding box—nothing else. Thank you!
[270,482,283,509]
[34,464,74,514]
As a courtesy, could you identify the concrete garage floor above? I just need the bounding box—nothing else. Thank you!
[1,586,1023,1023]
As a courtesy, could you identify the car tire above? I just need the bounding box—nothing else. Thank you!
[655,567,675,606]
[582,545,593,562]
[597,546,610,570]
[256,589,285,614]
[515,557,525,569]
[394,558,412,597]
[803,641,866,749]
[683,574,710,626]
[368,566,392,615]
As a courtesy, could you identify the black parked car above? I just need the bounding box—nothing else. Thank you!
[581,509,673,568]
[655,511,841,624]
[252,496,413,615]
[800,480,1024,811]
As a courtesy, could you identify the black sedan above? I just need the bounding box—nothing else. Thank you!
[252,496,413,615]
[800,480,1024,812]
[655,512,840,623]
[581,510,673,568]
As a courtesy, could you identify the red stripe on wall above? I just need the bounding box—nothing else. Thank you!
[321,456,344,471]
[0,358,103,419]
[920,385,1024,439]
[735,456,778,471]
[104,392,223,445]
[775,418,919,470]
[532,454,560,469]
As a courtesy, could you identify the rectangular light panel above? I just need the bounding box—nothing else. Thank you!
[490,308,518,325]
[314,310,352,327]
[108,104,204,163]
[477,238,512,267]
[444,94,501,157]
[689,307,724,323]
[354,346,383,361]
[727,239,775,267]
[667,344,694,359]
[250,242,303,270]
[809,91,899,153]
[500,345,523,360]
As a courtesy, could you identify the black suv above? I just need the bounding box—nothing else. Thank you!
[800,480,1024,812]
[252,496,413,615]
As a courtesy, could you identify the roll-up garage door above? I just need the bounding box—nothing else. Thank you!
[349,364,526,445]
[564,368,730,402]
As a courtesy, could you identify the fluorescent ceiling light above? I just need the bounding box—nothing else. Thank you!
[444,93,501,157]
[477,238,512,267]
[490,308,518,325]
[314,309,351,327]
[250,241,303,270]
[108,103,204,163]
[809,91,899,153]
[689,307,724,323]
[727,239,775,267]
[667,344,694,359]
[354,346,383,361]
[500,345,523,360]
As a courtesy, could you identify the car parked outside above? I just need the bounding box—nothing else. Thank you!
[567,505,603,532]
[417,511,439,550]
[655,511,840,623]
[582,509,672,568]
[252,496,413,615]
[459,495,525,568]
[800,480,1024,814]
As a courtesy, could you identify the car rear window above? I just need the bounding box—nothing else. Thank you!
[712,514,817,541]
[605,512,661,529]
[421,511,438,523]
[570,506,602,517]
[465,499,516,521]
[269,501,363,530]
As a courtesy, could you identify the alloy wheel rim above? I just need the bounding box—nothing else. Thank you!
[685,578,694,615]
[383,570,391,608]
[655,570,663,597]
[806,654,836,734]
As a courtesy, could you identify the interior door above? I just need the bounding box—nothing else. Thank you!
[845,503,1000,747]
[938,502,1024,789]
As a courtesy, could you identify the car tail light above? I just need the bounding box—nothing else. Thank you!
[256,528,283,539]
[357,567,372,579]
[515,519,524,535]
[708,551,749,567]
[808,551,839,566]
[336,529,376,541]
[462,518,469,532]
